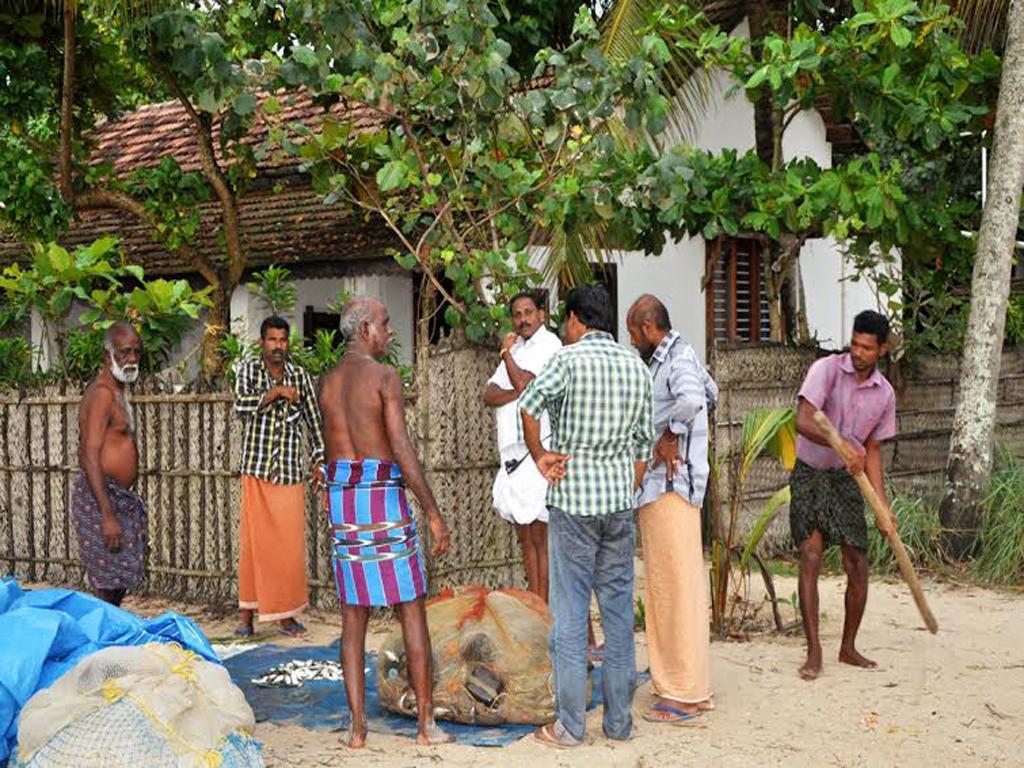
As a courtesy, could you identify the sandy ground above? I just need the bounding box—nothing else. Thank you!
[108,567,1024,768]
[9,566,979,767]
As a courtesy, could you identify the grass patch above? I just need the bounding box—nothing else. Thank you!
[819,452,1024,586]
[971,452,1024,585]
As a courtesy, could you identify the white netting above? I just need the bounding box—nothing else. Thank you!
[12,644,262,768]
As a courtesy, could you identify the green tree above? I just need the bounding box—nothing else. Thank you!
[644,1,999,342]
[0,1,303,376]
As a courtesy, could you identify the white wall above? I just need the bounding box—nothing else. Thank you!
[241,274,415,364]
[616,16,886,359]
[615,239,707,356]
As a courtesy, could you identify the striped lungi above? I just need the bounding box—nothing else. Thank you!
[325,459,427,607]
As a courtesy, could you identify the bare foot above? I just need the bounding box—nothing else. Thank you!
[416,720,454,746]
[799,648,822,680]
[343,721,367,749]
[839,647,877,668]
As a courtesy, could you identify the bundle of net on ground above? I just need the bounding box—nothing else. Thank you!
[11,643,263,768]
[378,586,568,726]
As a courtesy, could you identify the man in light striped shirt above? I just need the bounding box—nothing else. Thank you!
[628,295,716,724]
[520,285,654,749]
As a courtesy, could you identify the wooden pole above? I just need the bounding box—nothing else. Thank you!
[811,410,939,634]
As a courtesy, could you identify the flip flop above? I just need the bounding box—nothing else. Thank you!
[279,621,308,638]
[641,702,700,725]
[233,625,254,638]
[533,723,577,749]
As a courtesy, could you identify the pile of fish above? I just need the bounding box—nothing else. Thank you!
[251,659,344,688]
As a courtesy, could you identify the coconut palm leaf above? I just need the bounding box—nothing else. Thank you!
[599,0,715,142]
[542,0,747,292]
[738,484,791,572]
[739,406,796,478]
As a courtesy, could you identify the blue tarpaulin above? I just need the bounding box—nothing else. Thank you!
[224,641,645,748]
[0,579,218,763]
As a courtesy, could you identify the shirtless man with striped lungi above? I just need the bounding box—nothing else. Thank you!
[318,295,452,749]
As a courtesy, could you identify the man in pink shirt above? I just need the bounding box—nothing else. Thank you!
[791,310,897,681]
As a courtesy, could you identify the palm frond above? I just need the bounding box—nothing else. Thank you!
[599,0,714,142]
[542,224,611,288]
[952,0,1010,53]
[739,406,796,477]
[738,484,791,572]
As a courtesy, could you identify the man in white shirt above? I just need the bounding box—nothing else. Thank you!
[482,291,562,599]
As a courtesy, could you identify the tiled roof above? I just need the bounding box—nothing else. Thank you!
[0,91,396,275]
[0,185,399,277]
[88,90,381,178]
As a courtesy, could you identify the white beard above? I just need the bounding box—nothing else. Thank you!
[111,358,139,384]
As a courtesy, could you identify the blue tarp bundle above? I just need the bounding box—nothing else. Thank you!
[224,641,645,748]
[0,579,218,763]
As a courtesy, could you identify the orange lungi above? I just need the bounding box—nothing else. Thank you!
[638,492,713,704]
[238,475,309,621]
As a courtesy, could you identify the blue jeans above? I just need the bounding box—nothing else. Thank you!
[547,506,636,743]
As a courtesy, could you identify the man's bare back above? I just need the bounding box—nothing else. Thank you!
[79,376,138,489]
[321,354,400,463]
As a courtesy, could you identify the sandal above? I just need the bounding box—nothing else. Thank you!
[233,625,254,638]
[641,702,700,725]
[279,621,308,638]
[533,722,578,749]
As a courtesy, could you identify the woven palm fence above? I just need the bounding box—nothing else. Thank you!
[0,340,517,609]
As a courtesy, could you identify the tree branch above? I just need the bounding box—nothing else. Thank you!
[157,66,246,287]
[75,189,222,289]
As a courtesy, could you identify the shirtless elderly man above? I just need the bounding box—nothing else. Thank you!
[319,296,452,748]
[74,322,146,606]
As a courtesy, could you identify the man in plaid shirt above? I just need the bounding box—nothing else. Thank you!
[520,285,654,748]
[233,316,325,638]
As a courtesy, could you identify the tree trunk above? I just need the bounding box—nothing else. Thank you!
[59,2,75,204]
[939,0,1024,557]
[746,1,776,166]
[201,282,230,380]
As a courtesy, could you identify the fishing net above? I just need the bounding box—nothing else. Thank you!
[11,643,262,768]
[377,586,567,726]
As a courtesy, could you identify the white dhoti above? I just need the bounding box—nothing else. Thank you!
[492,446,549,525]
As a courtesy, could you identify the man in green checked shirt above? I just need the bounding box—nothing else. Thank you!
[519,285,654,749]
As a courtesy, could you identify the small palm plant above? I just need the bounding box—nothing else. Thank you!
[250,265,297,317]
[709,406,796,636]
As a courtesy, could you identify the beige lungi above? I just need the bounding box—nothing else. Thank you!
[638,492,712,703]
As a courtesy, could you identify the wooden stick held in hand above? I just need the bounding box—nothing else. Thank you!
[811,410,939,634]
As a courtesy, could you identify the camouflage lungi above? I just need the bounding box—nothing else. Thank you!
[71,473,147,591]
[789,459,868,550]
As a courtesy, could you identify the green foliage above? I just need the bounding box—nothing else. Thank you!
[127,157,211,251]
[0,336,33,388]
[972,450,1024,585]
[0,238,123,328]
[0,238,211,375]
[280,0,675,343]
[645,1,1004,354]
[250,264,297,317]
[816,451,1024,586]
[289,328,343,377]
[62,327,106,383]
[0,6,160,241]
[711,406,796,636]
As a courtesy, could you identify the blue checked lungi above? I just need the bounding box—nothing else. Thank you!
[324,459,428,607]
